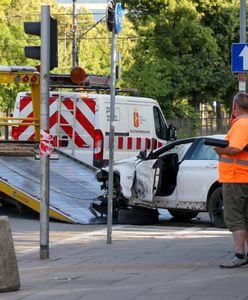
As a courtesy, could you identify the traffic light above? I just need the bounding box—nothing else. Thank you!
[106,0,115,32]
[24,17,58,70]
[24,22,40,60]
[50,18,58,70]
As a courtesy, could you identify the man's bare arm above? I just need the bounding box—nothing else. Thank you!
[214,146,241,156]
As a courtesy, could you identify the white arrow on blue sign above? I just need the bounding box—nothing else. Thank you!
[232,43,248,72]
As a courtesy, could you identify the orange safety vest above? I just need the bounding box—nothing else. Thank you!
[219,115,248,183]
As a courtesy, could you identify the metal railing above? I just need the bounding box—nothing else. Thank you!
[0,117,39,140]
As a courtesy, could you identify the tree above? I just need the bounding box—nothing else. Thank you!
[121,0,220,117]
[0,0,62,114]
[0,0,26,114]
[121,0,169,24]
[120,0,241,118]
[0,0,138,113]
[193,0,239,109]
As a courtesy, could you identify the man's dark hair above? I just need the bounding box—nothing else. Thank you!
[233,92,248,110]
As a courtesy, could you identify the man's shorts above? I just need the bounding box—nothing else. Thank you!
[222,183,248,232]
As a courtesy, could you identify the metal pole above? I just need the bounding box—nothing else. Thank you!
[40,5,50,260]
[239,0,246,91]
[64,25,67,56]
[116,50,121,80]
[4,126,8,140]
[240,0,246,43]
[107,30,117,245]
[72,0,78,68]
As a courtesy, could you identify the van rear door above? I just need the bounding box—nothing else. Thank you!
[16,94,35,141]
[55,94,96,166]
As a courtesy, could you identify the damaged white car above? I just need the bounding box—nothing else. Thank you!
[91,135,226,227]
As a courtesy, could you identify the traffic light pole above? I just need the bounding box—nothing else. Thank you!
[107,29,117,245]
[40,5,50,260]
[106,2,122,245]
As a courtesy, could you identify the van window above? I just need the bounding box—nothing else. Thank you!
[153,106,167,140]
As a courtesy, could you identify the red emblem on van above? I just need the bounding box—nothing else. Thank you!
[133,111,139,128]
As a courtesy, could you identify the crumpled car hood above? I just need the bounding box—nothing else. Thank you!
[102,157,159,201]
[101,157,139,199]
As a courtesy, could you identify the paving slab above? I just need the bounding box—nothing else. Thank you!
[1,225,248,300]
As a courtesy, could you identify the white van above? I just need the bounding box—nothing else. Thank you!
[12,91,175,167]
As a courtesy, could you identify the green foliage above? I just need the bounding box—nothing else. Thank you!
[162,98,200,119]
[0,85,20,115]
[0,0,242,121]
[123,1,218,116]
[121,0,169,24]
[121,0,240,118]
[0,1,137,113]
[192,0,240,108]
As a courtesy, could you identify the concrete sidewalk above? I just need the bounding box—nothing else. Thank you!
[2,225,248,300]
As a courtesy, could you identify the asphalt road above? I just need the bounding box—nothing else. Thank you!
[0,206,213,255]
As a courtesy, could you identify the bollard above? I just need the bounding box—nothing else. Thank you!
[0,216,20,292]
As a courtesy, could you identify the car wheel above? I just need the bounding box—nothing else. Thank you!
[167,209,198,221]
[208,186,226,228]
[117,207,159,225]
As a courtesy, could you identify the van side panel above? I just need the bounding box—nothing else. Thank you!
[102,98,167,162]
[103,101,129,162]
[126,103,153,158]
[13,92,168,167]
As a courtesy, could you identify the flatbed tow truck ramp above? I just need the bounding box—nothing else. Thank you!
[0,153,103,224]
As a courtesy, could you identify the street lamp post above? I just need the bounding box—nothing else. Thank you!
[72,0,78,67]
[239,0,246,91]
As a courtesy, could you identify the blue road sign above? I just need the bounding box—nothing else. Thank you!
[115,3,122,34]
[232,43,248,72]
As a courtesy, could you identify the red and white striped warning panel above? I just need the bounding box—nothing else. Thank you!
[13,94,96,151]
[117,136,164,150]
[105,136,165,151]
[40,129,54,156]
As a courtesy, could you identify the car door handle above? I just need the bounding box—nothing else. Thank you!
[206,163,218,169]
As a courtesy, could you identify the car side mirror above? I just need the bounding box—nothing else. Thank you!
[167,124,177,141]
[137,150,147,160]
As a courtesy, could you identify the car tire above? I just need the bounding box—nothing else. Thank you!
[117,207,159,225]
[167,209,198,221]
[208,186,226,228]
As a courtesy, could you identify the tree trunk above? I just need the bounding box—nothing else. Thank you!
[216,101,222,132]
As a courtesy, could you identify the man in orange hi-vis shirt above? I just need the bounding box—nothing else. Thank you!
[214,92,248,268]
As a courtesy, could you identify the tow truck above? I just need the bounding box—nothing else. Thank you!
[0,66,103,224]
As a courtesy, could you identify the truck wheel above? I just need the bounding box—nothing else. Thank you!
[208,187,226,228]
[118,207,159,225]
[167,209,198,221]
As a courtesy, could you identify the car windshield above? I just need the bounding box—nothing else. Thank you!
[189,139,219,160]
